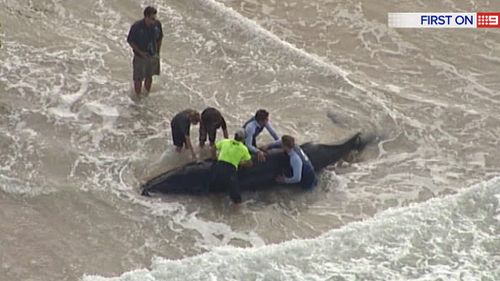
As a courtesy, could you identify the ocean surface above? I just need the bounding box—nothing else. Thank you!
[0,0,499,280]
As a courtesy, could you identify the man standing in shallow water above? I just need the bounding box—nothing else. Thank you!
[127,6,163,97]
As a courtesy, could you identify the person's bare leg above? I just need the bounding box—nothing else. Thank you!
[144,77,152,94]
[134,80,142,95]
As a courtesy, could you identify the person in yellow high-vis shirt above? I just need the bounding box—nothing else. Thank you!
[210,129,253,204]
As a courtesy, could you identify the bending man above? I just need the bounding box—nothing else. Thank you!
[199,107,229,147]
[243,109,280,162]
[171,109,200,159]
[210,130,252,205]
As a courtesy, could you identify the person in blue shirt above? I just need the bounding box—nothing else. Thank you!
[243,109,280,162]
[275,135,317,190]
[127,6,163,97]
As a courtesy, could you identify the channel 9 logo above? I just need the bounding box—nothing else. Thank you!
[477,13,499,28]
[388,12,500,28]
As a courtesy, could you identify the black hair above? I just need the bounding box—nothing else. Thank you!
[189,110,200,123]
[254,109,269,122]
[144,6,157,18]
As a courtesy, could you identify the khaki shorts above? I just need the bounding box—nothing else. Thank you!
[133,55,160,81]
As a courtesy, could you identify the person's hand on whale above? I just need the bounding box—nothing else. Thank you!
[275,175,285,183]
[257,150,266,162]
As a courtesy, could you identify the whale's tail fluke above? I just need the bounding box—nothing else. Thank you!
[354,131,378,152]
[302,131,378,171]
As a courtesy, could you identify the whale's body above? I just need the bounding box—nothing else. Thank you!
[141,133,365,196]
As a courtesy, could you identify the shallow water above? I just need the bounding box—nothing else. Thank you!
[0,0,499,280]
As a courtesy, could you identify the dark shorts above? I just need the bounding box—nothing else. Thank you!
[199,125,217,145]
[171,124,186,148]
[133,55,160,81]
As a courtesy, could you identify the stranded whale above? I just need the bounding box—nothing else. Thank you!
[141,132,371,196]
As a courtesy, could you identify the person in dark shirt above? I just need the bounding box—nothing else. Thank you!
[199,107,229,147]
[171,109,200,159]
[127,6,163,97]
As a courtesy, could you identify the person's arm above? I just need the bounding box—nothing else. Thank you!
[283,154,303,184]
[156,21,163,54]
[182,119,196,159]
[129,42,149,58]
[126,24,136,45]
[212,141,222,159]
[211,146,218,160]
[264,140,282,151]
[184,135,196,159]
[199,121,207,147]
[239,148,253,168]
[239,159,253,168]
[265,122,279,141]
[246,123,266,161]
[221,117,229,139]
[127,24,149,58]
[244,125,258,154]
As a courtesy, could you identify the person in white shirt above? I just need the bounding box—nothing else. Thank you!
[242,109,280,162]
[275,135,317,190]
